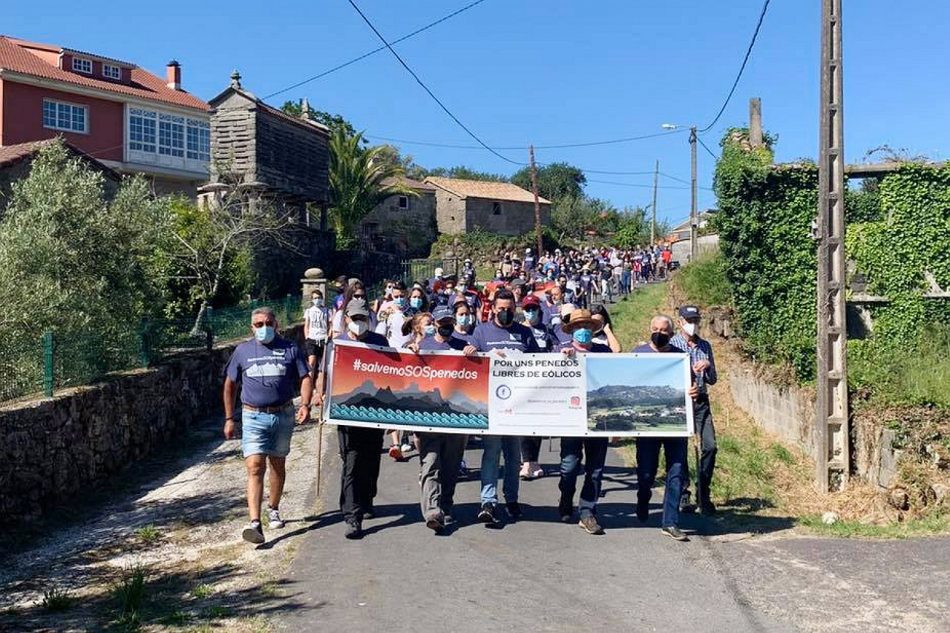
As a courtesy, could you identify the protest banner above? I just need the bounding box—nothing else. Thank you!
[324,340,694,437]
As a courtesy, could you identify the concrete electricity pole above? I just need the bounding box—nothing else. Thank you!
[690,126,698,260]
[529,145,543,257]
[816,0,849,491]
[651,159,659,245]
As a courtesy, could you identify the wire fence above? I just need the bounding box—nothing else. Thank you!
[0,296,303,404]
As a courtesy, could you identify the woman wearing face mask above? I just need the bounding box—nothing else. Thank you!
[407,286,429,316]
[331,281,375,338]
[451,300,476,346]
[589,304,622,353]
[557,308,613,535]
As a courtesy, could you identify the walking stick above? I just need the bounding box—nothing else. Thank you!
[315,413,324,498]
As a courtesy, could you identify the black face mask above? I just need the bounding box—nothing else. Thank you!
[496,308,515,326]
[437,324,454,338]
[651,331,671,349]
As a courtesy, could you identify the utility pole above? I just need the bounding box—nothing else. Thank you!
[816,0,849,491]
[651,159,659,245]
[529,145,543,257]
[689,126,698,260]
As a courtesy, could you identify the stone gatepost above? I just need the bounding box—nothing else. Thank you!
[301,267,327,311]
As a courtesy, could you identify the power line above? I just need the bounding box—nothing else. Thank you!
[263,0,488,100]
[346,0,524,166]
[363,128,685,151]
[587,179,690,191]
[699,0,771,133]
[697,136,719,160]
[659,171,691,185]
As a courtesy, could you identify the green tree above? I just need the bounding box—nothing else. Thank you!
[424,165,509,182]
[329,129,417,249]
[511,162,586,204]
[0,140,170,360]
[281,99,359,139]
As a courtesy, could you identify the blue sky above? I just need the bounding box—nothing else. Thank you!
[6,1,947,226]
[587,355,685,390]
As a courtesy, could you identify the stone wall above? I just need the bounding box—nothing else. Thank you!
[466,198,550,236]
[361,190,437,258]
[433,188,467,234]
[0,325,304,519]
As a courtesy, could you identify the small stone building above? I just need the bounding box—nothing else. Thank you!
[201,72,335,296]
[360,177,437,258]
[424,177,551,236]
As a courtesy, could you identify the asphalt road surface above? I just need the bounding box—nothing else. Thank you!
[277,432,949,632]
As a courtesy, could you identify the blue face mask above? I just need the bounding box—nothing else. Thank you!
[393,296,407,308]
[255,325,275,344]
[572,328,593,345]
[410,297,423,309]
[524,309,540,325]
[423,324,436,336]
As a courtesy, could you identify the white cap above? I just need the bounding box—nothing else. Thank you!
[525,248,531,254]
[560,303,576,318]
[434,267,444,276]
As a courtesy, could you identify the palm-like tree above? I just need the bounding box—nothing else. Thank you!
[328,129,416,249]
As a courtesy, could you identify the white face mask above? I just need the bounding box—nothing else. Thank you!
[683,322,698,337]
[348,320,368,337]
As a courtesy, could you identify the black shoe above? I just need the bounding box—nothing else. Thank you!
[661,525,689,541]
[679,490,695,514]
[700,501,717,516]
[636,499,649,523]
[505,501,523,520]
[362,505,376,520]
[344,520,363,540]
[442,514,455,526]
[477,503,501,527]
[558,496,573,522]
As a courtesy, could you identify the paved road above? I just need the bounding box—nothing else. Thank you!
[280,434,797,632]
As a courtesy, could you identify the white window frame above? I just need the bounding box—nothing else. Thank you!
[126,105,209,172]
[397,195,409,210]
[102,64,121,80]
[72,57,92,74]
[42,99,88,134]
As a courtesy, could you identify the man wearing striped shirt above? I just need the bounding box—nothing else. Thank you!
[670,305,718,515]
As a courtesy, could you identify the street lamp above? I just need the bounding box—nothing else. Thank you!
[660,123,698,261]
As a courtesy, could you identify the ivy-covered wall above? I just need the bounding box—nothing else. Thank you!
[713,131,819,381]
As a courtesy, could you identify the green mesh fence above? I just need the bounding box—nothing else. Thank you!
[0,296,302,404]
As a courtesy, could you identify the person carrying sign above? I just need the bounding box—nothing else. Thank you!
[314,298,389,540]
[557,308,614,535]
[471,288,540,527]
[408,306,474,532]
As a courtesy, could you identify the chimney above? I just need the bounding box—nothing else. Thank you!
[166,60,181,90]
[749,97,763,147]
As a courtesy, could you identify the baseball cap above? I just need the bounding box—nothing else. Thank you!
[345,298,369,318]
[432,305,455,323]
[679,305,701,320]
[522,295,541,309]
[559,303,576,319]
[434,267,444,277]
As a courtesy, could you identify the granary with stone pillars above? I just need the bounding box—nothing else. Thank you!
[201,71,335,296]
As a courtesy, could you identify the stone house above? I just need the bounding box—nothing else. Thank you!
[200,72,335,296]
[360,177,437,258]
[424,177,551,236]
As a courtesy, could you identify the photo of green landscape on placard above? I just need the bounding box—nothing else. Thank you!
[586,356,689,434]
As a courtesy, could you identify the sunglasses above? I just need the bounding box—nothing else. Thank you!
[252,321,275,328]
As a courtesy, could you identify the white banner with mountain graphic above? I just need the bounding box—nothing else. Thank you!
[324,340,694,437]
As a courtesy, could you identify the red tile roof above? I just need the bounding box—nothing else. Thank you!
[0,138,119,179]
[0,35,208,112]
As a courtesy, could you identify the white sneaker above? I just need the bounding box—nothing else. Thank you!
[400,443,413,455]
[267,507,285,529]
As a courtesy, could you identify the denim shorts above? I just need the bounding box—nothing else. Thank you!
[241,408,295,458]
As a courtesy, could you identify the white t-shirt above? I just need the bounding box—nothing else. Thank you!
[383,310,412,348]
[305,305,329,341]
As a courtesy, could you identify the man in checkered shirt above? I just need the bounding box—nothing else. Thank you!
[670,305,719,515]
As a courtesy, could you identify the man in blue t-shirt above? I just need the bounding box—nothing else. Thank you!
[314,298,390,540]
[223,307,313,545]
[471,289,540,526]
[632,315,699,542]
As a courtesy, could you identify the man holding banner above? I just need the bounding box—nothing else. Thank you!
[633,315,699,542]
[557,308,613,534]
[412,306,473,532]
[315,298,388,540]
[472,289,540,526]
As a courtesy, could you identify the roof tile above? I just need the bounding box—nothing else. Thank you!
[424,177,551,204]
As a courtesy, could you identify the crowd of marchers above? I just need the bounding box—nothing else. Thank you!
[221,243,718,546]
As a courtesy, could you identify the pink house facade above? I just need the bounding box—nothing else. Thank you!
[0,35,209,196]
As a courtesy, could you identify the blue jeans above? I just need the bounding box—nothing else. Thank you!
[241,408,295,458]
[559,437,609,517]
[480,435,520,505]
[636,437,688,528]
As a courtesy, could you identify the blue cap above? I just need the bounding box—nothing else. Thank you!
[679,305,701,319]
[432,305,455,322]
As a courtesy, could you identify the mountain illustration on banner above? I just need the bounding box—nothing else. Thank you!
[331,380,488,429]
